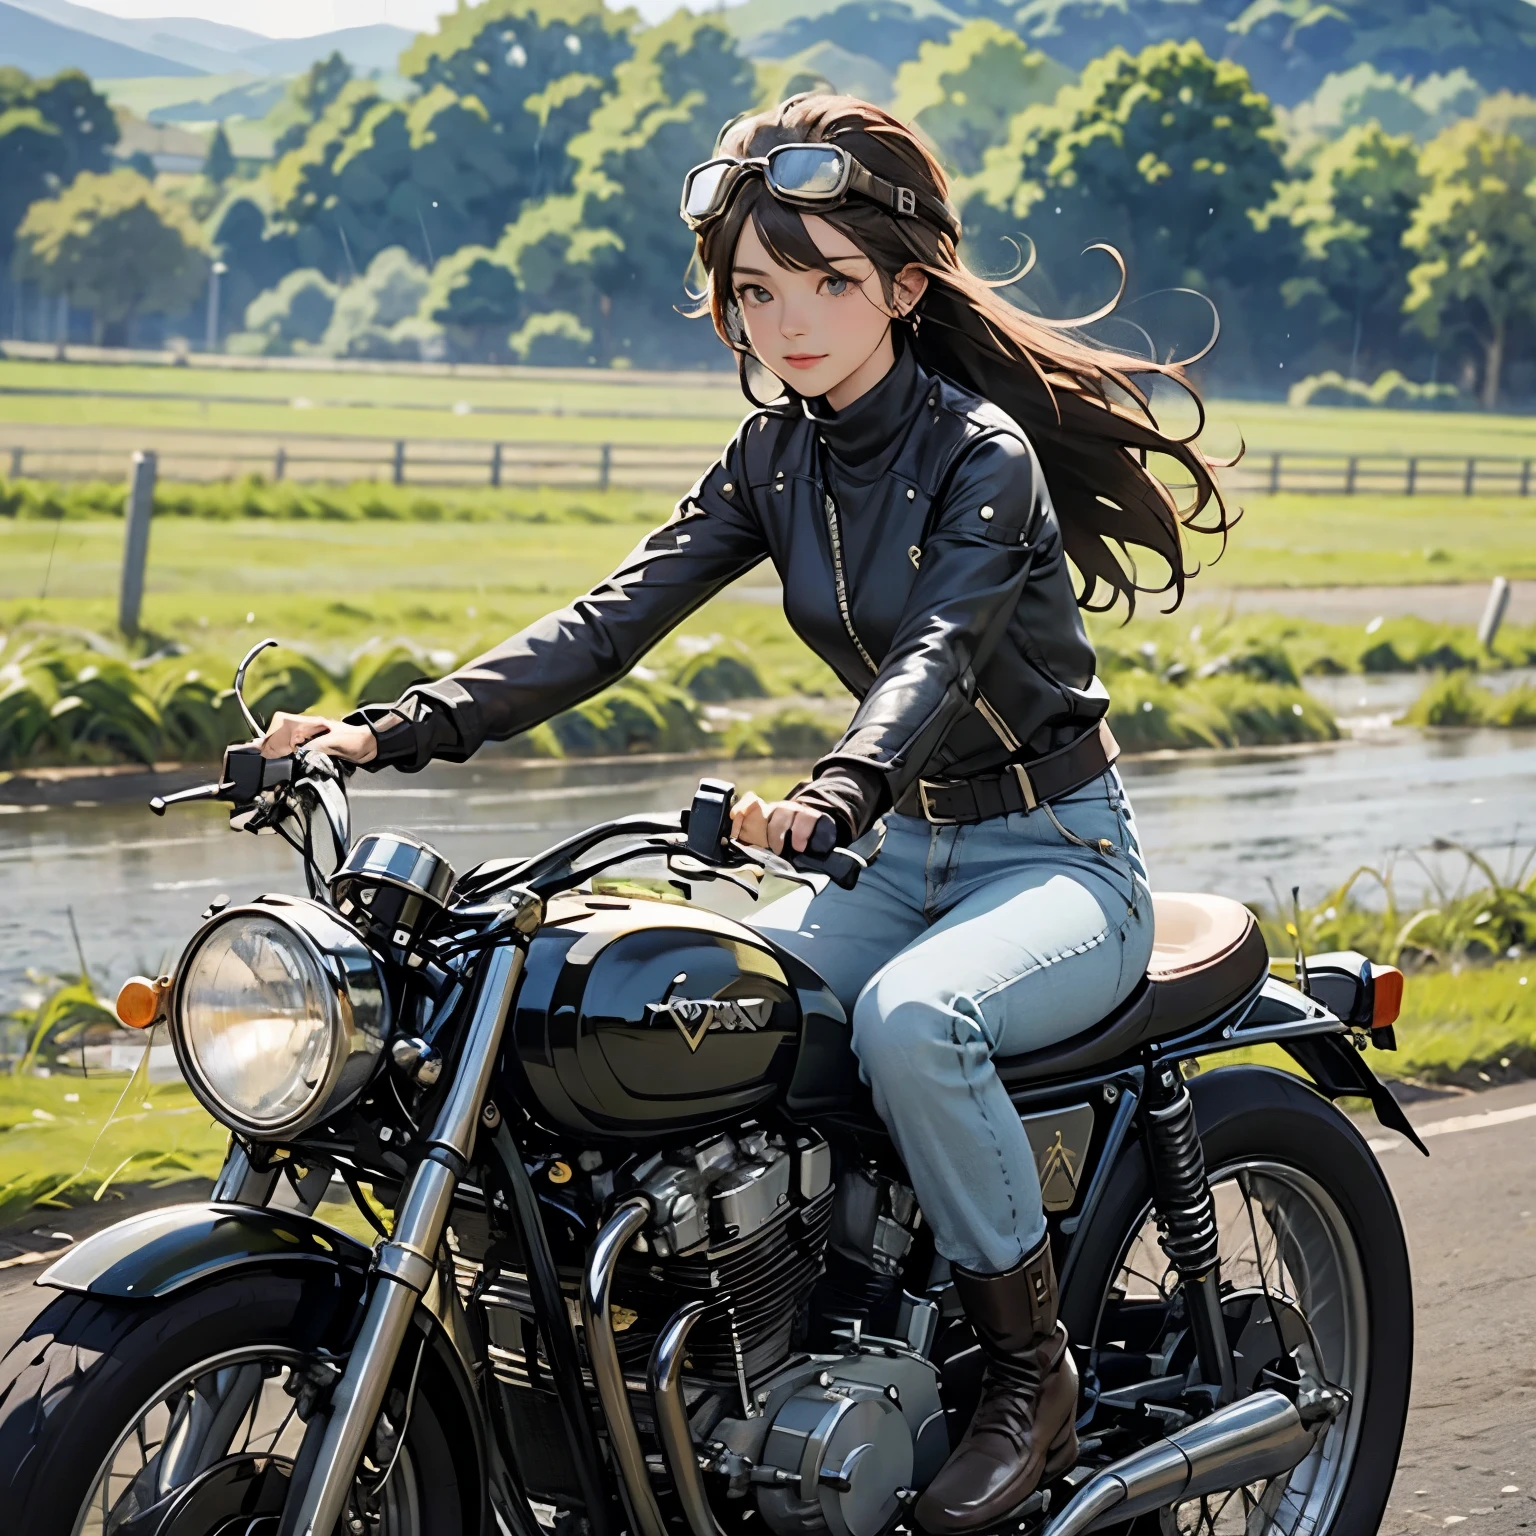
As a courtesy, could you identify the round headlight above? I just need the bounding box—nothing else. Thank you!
[172,898,389,1138]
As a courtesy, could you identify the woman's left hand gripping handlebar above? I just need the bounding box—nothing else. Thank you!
[258,711,379,765]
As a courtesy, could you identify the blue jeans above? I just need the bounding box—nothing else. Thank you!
[752,769,1155,1274]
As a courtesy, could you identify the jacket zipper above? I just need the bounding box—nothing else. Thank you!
[823,492,879,675]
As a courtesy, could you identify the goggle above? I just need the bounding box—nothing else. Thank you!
[679,142,960,241]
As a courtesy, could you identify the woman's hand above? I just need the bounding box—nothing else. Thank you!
[258,712,378,764]
[730,792,830,856]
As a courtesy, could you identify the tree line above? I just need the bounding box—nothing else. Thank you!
[3,0,1534,405]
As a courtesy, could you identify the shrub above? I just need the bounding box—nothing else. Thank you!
[1287,368,1467,410]
[726,707,840,760]
[673,644,769,702]
[509,310,593,366]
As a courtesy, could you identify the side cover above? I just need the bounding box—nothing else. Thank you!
[505,895,856,1140]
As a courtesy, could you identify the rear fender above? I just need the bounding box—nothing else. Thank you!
[1167,976,1428,1156]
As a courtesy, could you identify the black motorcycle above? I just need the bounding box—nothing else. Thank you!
[1,643,1421,1536]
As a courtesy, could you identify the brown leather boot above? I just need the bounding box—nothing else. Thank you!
[915,1236,1078,1535]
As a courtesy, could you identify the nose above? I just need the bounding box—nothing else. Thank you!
[778,295,811,341]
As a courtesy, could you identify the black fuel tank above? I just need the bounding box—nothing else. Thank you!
[503,895,857,1140]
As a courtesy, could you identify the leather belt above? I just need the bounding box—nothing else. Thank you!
[896,719,1119,826]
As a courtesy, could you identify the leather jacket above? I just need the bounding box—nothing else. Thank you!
[359,340,1107,840]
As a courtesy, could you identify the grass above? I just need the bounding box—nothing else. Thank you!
[4,356,1533,457]
[0,1055,228,1228]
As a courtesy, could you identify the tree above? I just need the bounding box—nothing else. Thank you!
[402,0,631,201]
[422,243,522,360]
[1278,122,1426,377]
[271,52,354,159]
[562,12,757,363]
[964,42,1290,322]
[0,67,117,263]
[321,246,433,357]
[1282,64,1484,157]
[13,169,208,345]
[204,124,235,185]
[890,20,1073,176]
[240,268,337,353]
[1403,119,1536,408]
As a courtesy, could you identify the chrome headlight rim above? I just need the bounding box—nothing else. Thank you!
[170,895,389,1140]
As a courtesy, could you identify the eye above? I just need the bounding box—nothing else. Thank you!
[822,274,852,297]
[735,283,773,307]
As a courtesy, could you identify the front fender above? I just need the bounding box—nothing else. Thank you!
[37,1202,372,1300]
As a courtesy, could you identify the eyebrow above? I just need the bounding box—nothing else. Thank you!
[731,267,772,278]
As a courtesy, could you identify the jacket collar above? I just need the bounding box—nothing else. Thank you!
[804,332,930,472]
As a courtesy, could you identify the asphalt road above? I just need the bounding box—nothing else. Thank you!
[2,1083,1533,1533]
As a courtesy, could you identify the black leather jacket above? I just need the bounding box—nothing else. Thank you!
[359,341,1107,840]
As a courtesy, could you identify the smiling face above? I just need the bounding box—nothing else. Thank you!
[730,212,927,411]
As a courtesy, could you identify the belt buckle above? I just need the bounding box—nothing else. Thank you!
[918,780,960,826]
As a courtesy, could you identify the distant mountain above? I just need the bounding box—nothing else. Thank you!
[0,0,204,77]
[236,25,416,78]
[3,0,239,71]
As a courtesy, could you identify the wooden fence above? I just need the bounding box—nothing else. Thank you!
[3,438,1534,497]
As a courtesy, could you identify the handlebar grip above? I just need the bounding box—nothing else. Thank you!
[788,845,865,890]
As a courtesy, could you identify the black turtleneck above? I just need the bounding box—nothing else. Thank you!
[788,337,931,845]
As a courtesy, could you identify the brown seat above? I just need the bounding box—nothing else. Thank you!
[997,893,1270,1084]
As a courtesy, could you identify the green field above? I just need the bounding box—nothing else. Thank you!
[3,489,1534,642]
[3,356,1533,458]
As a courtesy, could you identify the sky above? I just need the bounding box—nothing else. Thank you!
[73,0,745,39]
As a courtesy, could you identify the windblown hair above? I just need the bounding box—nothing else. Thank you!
[692,94,1236,614]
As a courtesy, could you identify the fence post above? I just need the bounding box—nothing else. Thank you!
[1268,451,1281,494]
[1405,457,1417,496]
[119,450,157,638]
[392,440,406,486]
[1521,458,1532,498]
[1464,457,1475,496]
[1344,455,1357,495]
[490,442,502,489]
[272,446,286,483]
[598,442,612,492]
[1478,577,1511,653]
[8,447,21,479]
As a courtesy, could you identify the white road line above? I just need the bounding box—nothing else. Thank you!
[1368,1099,1536,1152]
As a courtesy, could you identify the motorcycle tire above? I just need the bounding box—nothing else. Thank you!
[0,1267,481,1536]
[1058,1063,1413,1536]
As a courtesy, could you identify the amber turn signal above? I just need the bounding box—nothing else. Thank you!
[116,974,172,1030]
[1371,964,1404,1029]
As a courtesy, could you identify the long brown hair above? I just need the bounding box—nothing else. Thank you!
[692,94,1235,615]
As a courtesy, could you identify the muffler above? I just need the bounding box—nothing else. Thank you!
[1042,1390,1319,1536]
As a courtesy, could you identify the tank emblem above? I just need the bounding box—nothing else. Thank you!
[646,997,775,1052]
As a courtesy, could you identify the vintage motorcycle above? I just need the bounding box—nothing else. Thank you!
[1,642,1422,1536]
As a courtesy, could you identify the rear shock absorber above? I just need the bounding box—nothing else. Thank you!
[1143,1062,1237,1403]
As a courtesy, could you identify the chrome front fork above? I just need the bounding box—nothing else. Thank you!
[278,940,526,1536]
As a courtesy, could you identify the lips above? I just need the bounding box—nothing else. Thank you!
[782,354,827,370]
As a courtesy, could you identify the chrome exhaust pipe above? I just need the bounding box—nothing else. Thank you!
[1042,1390,1317,1536]
[650,1301,726,1536]
[583,1198,667,1536]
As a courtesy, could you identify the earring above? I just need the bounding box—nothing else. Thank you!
[907,308,922,335]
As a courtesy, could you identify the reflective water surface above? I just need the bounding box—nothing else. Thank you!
[2,729,1531,1010]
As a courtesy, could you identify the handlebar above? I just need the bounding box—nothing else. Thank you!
[149,657,864,907]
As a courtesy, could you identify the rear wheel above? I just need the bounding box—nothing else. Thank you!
[1060,1066,1412,1536]
[0,1270,481,1536]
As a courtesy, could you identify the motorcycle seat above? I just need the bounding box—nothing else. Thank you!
[997,893,1269,1084]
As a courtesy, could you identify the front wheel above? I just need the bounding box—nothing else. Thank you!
[0,1269,482,1536]
[1061,1065,1413,1536]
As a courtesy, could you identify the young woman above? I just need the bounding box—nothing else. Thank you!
[261,94,1230,1531]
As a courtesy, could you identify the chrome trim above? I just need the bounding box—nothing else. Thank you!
[583,1198,667,1536]
[649,1302,726,1536]
[821,491,878,675]
[279,943,524,1536]
[1041,1390,1314,1536]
